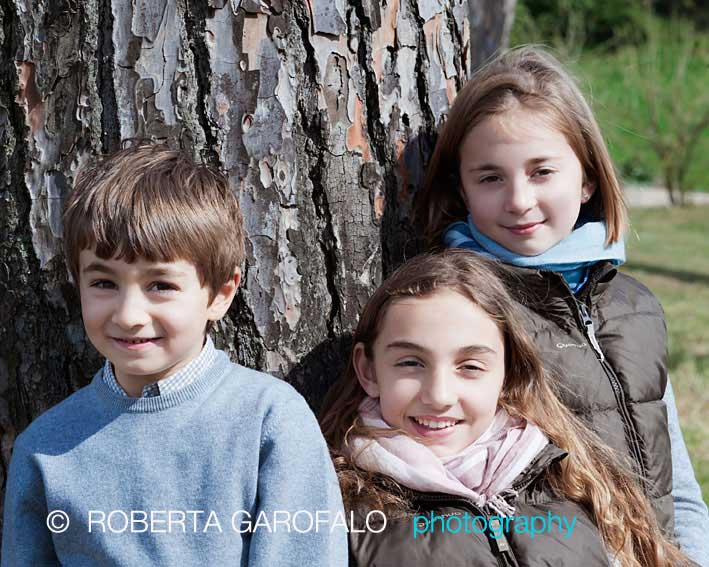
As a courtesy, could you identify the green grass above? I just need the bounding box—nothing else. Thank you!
[622,206,709,502]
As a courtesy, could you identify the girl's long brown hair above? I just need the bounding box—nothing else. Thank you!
[320,250,689,567]
[414,46,627,249]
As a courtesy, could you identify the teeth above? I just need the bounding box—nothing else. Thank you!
[413,417,459,429]
[123,338,151,344]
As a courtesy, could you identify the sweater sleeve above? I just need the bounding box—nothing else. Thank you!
[1,436,60,566]
[246,393,348,567]
[664,377,709,566]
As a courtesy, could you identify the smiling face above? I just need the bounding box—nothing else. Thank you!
[458,109,593,256]
[353,289,506,457]
[79,249,238,396]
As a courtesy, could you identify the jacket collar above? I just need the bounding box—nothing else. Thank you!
[511,443,567,493]
[495,260,618,308]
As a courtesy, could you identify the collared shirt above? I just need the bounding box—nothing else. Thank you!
[102,337,216,398]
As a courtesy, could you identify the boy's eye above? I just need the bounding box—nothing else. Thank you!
[90,279,115,290]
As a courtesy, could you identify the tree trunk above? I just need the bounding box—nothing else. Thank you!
[0,0,515,529]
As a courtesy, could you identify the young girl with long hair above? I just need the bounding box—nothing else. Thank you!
[414,46,708,564]
[321,251,690,566]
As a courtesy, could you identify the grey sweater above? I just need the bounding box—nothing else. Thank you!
[2,351,348,566]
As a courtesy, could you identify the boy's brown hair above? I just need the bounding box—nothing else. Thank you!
[63,142,245,302]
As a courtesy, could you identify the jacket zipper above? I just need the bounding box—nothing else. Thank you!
[414,446,565,567]
[516,263,650,490]
[414,495,523,567]
[577,301,648,481]
[488,516,518,567]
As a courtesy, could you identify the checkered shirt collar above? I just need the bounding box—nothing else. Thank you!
[102,336,216,398]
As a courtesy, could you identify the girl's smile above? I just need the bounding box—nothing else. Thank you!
[353,289,506,457]
[503,221,546,236]
[409,416,465,438]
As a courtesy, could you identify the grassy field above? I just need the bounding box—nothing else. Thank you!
[623,205,709,501]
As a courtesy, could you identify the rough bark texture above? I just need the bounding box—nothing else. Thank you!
[0,0,514,532]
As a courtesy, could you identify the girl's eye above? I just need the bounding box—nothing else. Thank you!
[459,362,484,373]
[395,359,423,368]
[149,281,177,293]
[533,168,554,178]
[479,174,502,184]
[90,279,115,290]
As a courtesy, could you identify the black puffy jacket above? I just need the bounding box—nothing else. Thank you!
[348,443,611,566]
[498,261,673,534]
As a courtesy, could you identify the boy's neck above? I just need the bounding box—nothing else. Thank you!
[116,372,156,398]
[111,336,209,398]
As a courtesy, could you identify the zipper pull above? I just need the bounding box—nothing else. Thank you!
[489,518,510,552]
[578,303,605,362]
[488,518,519,566]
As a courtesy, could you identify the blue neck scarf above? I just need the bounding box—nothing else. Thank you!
[443,214,625,294]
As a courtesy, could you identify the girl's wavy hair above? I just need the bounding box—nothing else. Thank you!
[414,46,627,249]
[320,250,688,567]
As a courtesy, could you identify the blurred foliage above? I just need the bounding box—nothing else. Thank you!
[614,15,709,201]
[511,0,641,51]
[511,0,708,52]
[652,0,709,27]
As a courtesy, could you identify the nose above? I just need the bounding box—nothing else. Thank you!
[504,176,536,214]
[419,368,456,409]
[111,288,151,329]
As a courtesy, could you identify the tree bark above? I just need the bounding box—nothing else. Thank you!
[0,0,515,530]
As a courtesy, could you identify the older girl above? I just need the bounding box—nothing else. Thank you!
[415,46,708,564]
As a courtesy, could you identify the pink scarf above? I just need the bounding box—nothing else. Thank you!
[348,397,549,516]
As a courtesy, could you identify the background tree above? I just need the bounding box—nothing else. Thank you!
[0,0,515,530]
[619,9,709,205]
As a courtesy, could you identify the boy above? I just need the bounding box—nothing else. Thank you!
[2,144,348,566]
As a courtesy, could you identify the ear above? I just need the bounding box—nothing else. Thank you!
[352,342,379,398]
[581,180,596,204]
[206,268,241,321]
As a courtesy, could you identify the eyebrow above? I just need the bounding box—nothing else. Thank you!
[467,156,560,172]
[82,262,187,278]
[385,341,496,356]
